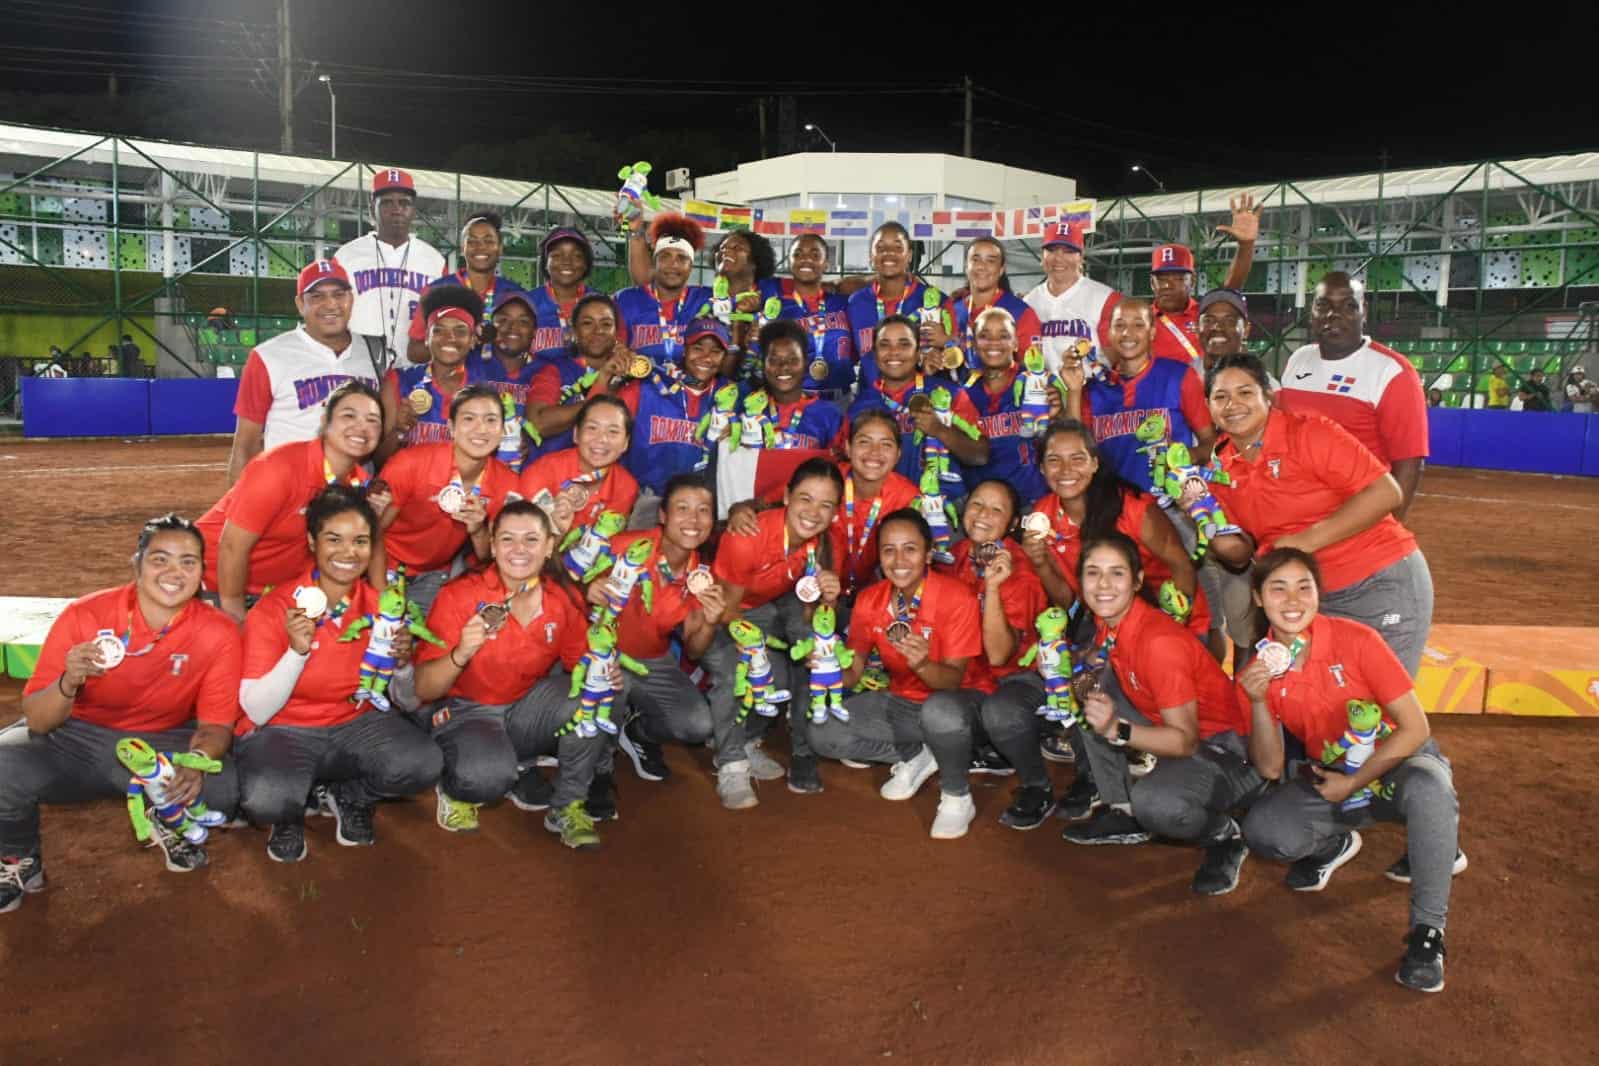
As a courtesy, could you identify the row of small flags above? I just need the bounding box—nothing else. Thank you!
[678,199,1097,242]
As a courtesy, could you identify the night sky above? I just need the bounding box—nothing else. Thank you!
[0,0,1592,197]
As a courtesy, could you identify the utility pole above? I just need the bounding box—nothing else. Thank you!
[107,72,118,99]
[962,75,973,158]
[758,97,768,160]
[277,0,293,154]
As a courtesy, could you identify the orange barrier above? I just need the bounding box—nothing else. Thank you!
[1420,625,1599,717]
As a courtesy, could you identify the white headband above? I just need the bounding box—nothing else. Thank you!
[654,236,695,260]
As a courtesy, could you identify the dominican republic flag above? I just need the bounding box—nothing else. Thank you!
[713,440,832,519]
[1327,374,1358,393]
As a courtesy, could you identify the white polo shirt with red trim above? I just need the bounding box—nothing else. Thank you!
[234,326,382,450]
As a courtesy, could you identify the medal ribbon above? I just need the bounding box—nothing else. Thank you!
[843,477,885,572]
[118,608,177,656]
[781,524,820,582]
[1267,629,1309,665]
[648,284,685,361]
[892,579,925,627]
[323,455,368,488]
[306,570,352,628]
[873,373,925,416]
[873,278,916,323]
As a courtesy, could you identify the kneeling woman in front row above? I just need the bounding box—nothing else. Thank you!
[412,500,604,851]
[236,486,443,863]
[811,509,1021,841]
[1239,547,1462,994]
[1067,534,1261,901]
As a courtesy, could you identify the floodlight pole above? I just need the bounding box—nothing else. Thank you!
[319,75,336,159]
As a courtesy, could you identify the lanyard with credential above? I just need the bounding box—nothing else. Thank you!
[1157,312,1202,367]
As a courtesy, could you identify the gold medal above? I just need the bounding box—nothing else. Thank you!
[408,387,432,415]
[942,347,965,371]
[809,358,830,383]
[628,355,652,379]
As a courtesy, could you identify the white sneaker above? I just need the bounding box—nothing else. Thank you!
[745,741,786,781]
[841,759,871,769]
[716,761,758,810]
[930,792,977,840]
[1128,750,1157,778]
[879,746,937,801]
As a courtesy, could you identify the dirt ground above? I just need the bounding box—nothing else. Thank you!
[1,439,1596,1065]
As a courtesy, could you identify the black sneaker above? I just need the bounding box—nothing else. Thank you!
[1040,732,1077,764]
[586,772,619,822]
[1056,774,1100,821]
[152,824,208,872]
[1193,839,1249,896]
[998,786,1055,830]
[1285,830,1362,892]
[786,753,824,795]
[969,746,1015,776]
[266,823,308,864]
[1385,848,1468,884]
[1062,807,1151,846]
[0,852,46,913]
[508,769,554,812]
[327,784,376,847]
[618,716,669,783]
[1395,924,1446,993]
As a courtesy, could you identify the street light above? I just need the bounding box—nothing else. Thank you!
[318,74,337,159]
[803,123,837,152]
[1129,163,1165,192]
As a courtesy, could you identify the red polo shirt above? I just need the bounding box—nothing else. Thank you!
[24,584,241,732]
[1210,407,1417,593]
[416,567,587,706]
[379,444,519,573]
[517,447,639,532]
[1096,597,1243,739]
[1237,613,1411,756]
[607,529,703,660]
[937,538,1049,677]
[714,506,846,612]
[847,571,992,701]
[197,439,365,594]
[833,467,920,591]
[1151,299,1202,370]
[239,571,383,734]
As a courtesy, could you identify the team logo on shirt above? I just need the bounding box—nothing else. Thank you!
[169,654,188,676]
[1328,663,1347,687]
[544,622,557,644]
[1326,374,1358,394]
[920,626,933,639]
[1268,459,1281,479]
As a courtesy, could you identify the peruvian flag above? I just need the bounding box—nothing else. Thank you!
[713,441,831,518]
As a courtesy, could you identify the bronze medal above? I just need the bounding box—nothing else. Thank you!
[93,630,126,670]
[885,621,912,644]
[479,603,509,634]
[795,575,822,604]
[1256,640,1294,678]
[685,567,715,597]
[972,540,1000,565]
[365,477,389,498]
[907,394,932,416]
[437,483,467,515]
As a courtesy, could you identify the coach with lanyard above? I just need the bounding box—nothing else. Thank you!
[1146,194,1261,374]
[775,234,854,398]
[4,516,242,909]
[333,168,444,369]
[228,259,384,486]
[404,211,526,365]
[198,381,390,625]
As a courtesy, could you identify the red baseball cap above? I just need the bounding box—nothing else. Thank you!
[371,168,415,197]
[297,258,351,296]
[1151,243,1195,274]
[1042,220,1085,252]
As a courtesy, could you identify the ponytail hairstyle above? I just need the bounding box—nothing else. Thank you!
[968,236,1012,294]
[785,457,845,573]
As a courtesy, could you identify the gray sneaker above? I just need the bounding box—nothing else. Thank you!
[717,761,758,810]
[745,741,786,781]
[151,823,208,872]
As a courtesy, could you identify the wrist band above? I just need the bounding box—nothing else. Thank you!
[450,648,467,669]
[57,675,78,699]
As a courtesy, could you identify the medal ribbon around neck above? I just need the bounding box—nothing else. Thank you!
[782,523,820,582]
[843,477,885,568]
[649,285,685,362]
[306,569,353,627]
[892,579,925,627]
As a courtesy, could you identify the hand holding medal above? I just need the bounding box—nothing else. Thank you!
[91,628,125,670]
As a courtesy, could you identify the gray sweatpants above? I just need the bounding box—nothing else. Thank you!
[622,654,714,746]
[810,687,985,796]
[1071,668,1148,810]
[235,711,440,826]
[1242,740,1459,929]
[1320,549,1434,677]
[1206,557,1259,647]
[433,670,602,809]
[983,673,1052,791]
[0,717,240,855]
[701,596,812,767]
[1130,731,1265,843]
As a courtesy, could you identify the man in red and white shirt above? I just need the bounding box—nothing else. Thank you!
[227,258,383,486]
[1018,221,1121,374]
[1275,272,1428,518]
[1149,195,1261,372]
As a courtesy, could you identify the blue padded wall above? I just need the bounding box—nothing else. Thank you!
[149,378,239,435]
[21,378,151,438]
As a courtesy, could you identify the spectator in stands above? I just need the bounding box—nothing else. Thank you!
[227,260,385,487]
[1276,273,1428,520]
[119,334,141,377]
[1566,367,1597,413]
[206,307,237,331]
[1518,368,1553,412]
[1485,364,1511,409]
[1427,387,1444,408]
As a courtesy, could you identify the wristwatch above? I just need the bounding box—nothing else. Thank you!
[1108,719,1133,748]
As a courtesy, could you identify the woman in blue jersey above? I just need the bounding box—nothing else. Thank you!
[404,212,526,365]
[749,319,844,452]
[952,237,1031,371]
[525,293,639,462]
[614,213,714,371]
[380,286,490,462]
[526,228,596,365]
[775,233,855,397]
[846,221,957,388]
[961,305,1048,506]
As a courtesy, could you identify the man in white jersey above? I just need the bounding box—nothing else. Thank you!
[333,169,445,369]
[225,259,383,485]
[1019,220,1122,375]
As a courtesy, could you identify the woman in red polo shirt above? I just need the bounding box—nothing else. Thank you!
[200,380,388,624]
[6,515,241,904]
[938,478,1056,830]
[708,458,845,806]
[412,501,601,851]
[1020,419,1224,646]
[518,394,640,538]
[1238,548,1461,993]
[235,486,442,864]
[376,383,519,615]
[834,409,919,595]
[1206,354,1434,676]
[810,509,995,840]
[1063,535,1259,897]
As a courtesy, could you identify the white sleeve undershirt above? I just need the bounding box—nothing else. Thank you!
[238,649,310,727]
